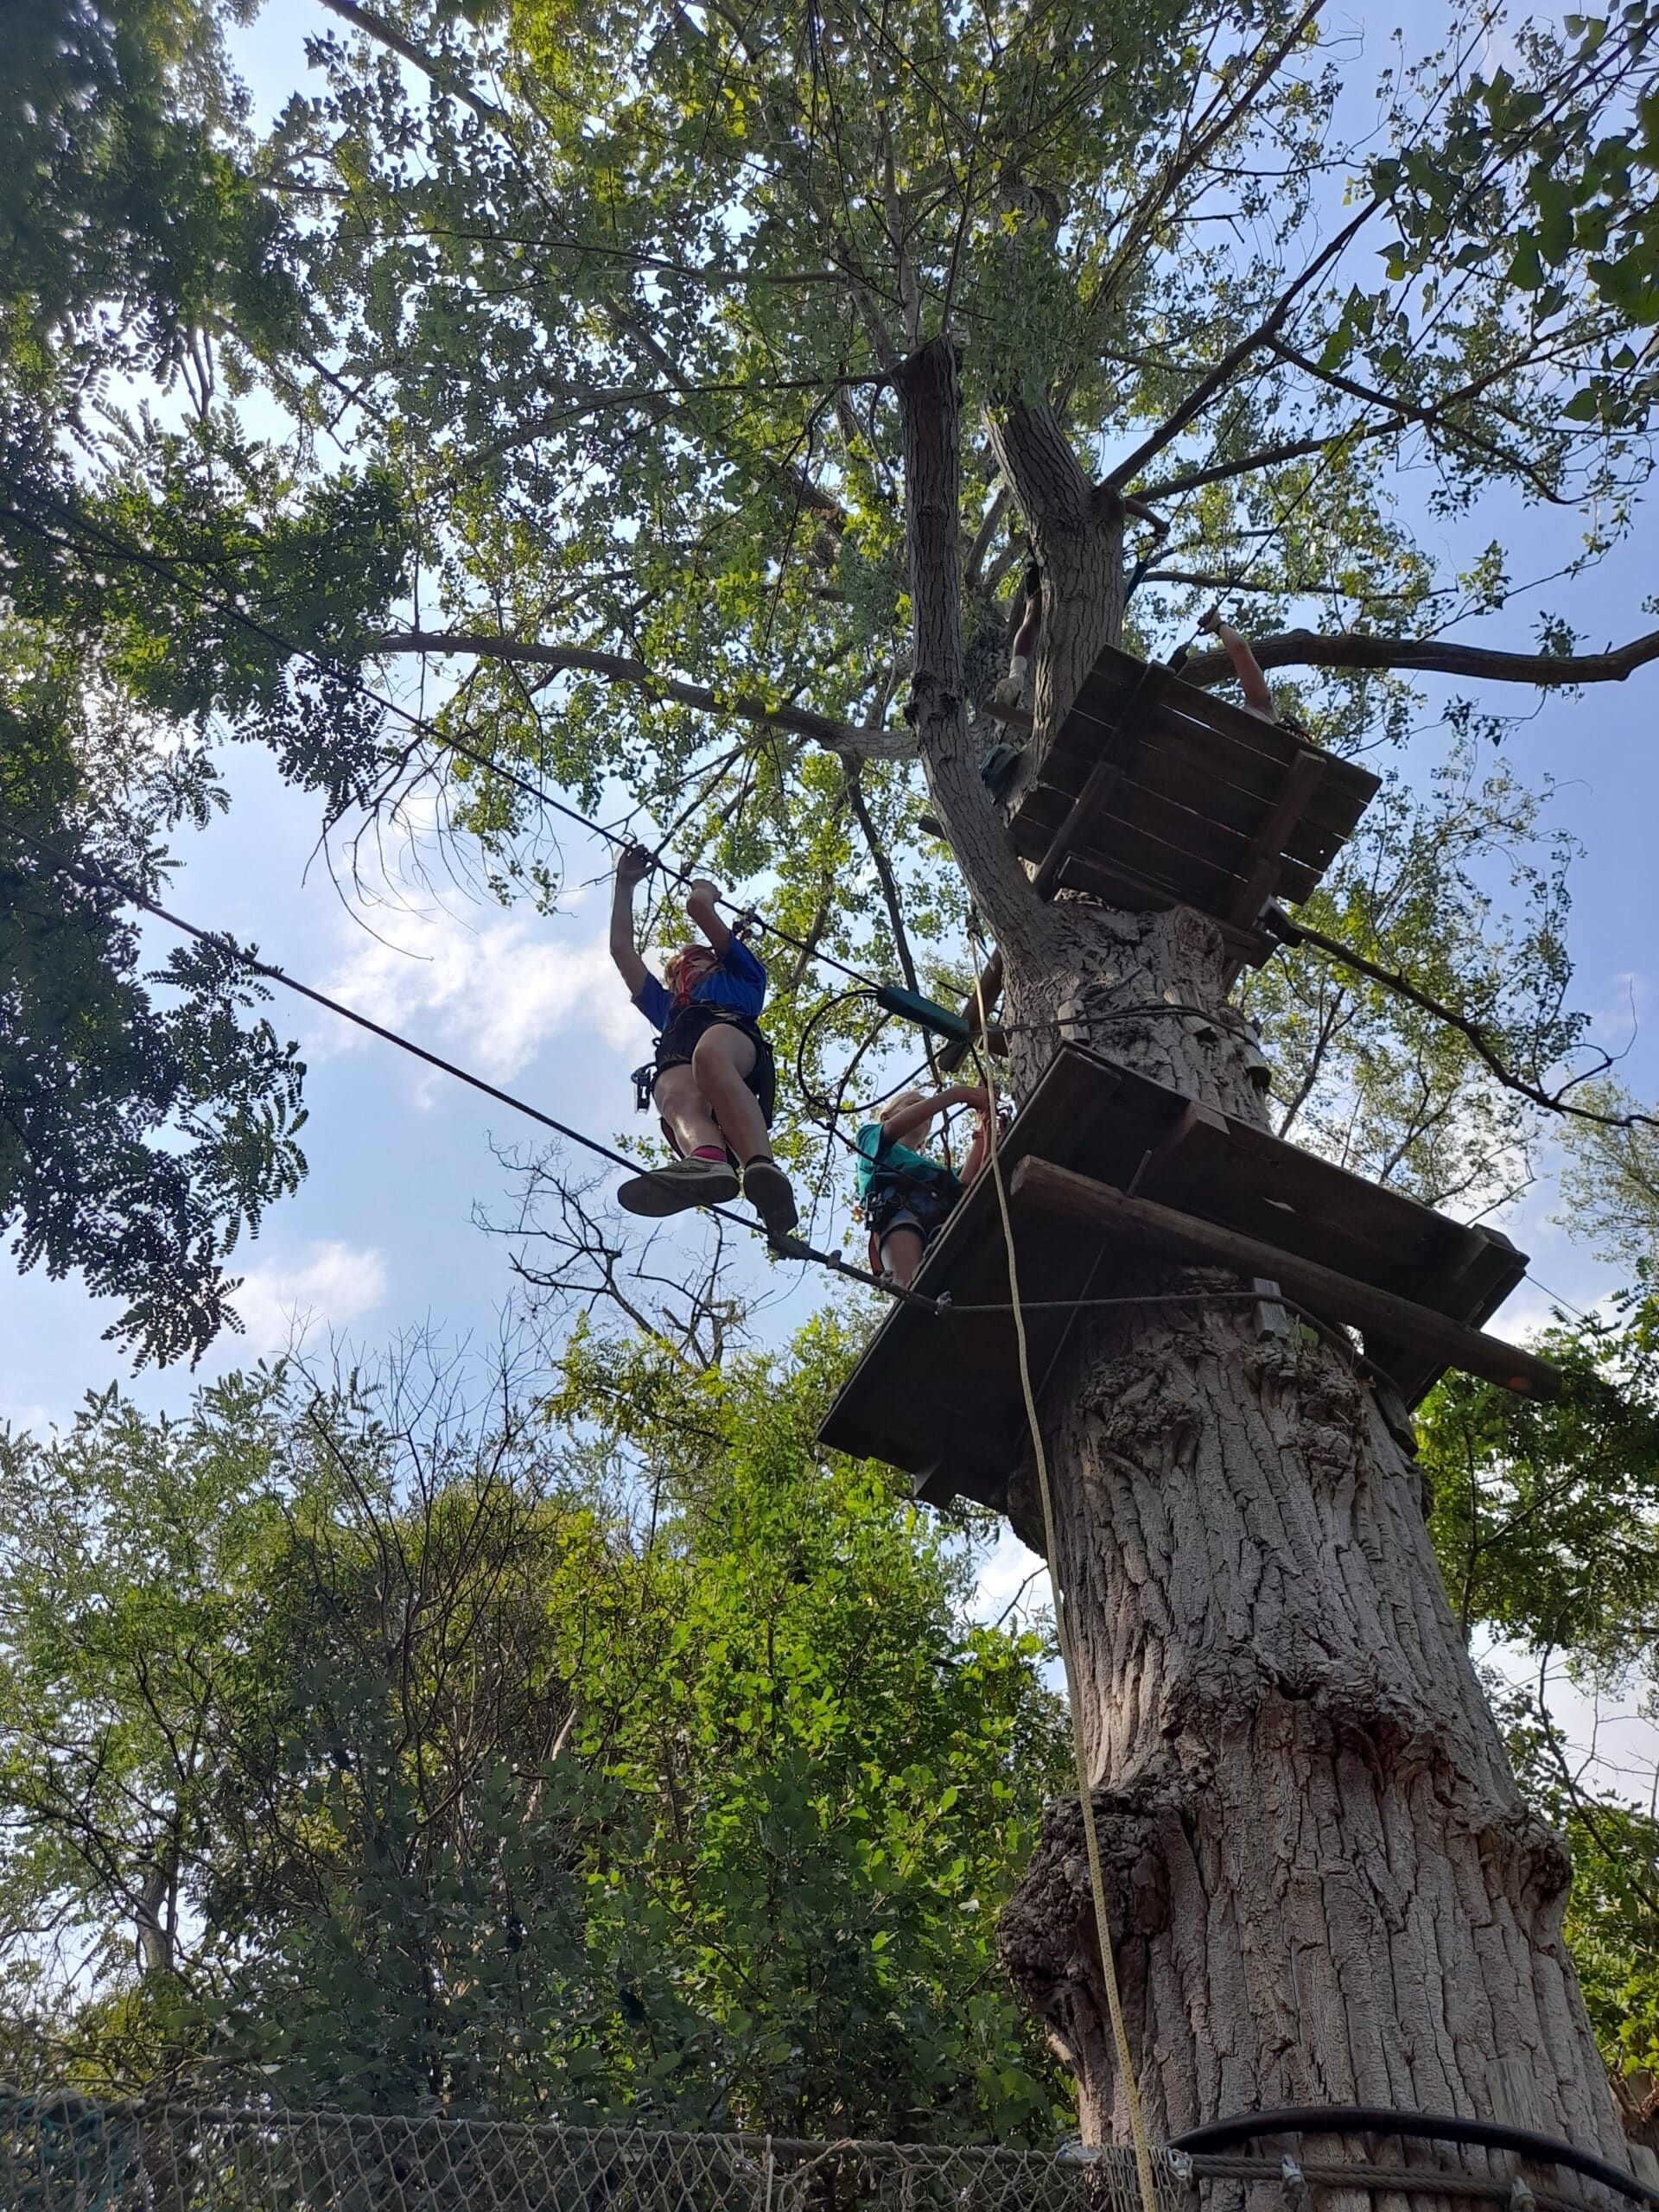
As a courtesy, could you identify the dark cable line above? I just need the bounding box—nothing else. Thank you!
[115,873,892,1297]
[22,834,1383,1348]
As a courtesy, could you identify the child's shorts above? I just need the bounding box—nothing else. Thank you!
[864,1174,959,1267]
[639,1007,777,1131]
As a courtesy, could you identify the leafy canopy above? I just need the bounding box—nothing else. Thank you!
[0,1325,1070,2134]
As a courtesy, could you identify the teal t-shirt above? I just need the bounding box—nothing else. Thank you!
[854,1122,962,1203]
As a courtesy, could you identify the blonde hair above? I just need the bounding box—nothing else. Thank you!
[876,1088,927,1123]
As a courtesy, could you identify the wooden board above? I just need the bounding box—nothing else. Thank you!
[817,1047,1531,1511]
[1004,644,1380,950]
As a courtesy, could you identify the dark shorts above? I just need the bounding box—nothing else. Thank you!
[864,1173,959,1259]
[653,1007,777,1127]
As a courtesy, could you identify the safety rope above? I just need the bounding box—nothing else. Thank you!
[966,930,1160,2212]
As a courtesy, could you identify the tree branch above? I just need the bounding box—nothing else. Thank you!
[1090,0,1326,318]
[1140,430,1346,501]
[1265,339,1572,505]
[364,630,914,759]
[317,0,506,125]
[1183,624,1659,691]
[898,340,1036,948]
[1103,193,1388,492]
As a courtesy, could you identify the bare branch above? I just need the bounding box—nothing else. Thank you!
[365,630,916,759]
[1141,430,1348,501]
[1184,624,1659,691]
[1103,193,1388,492]
[1090,0,1326,316]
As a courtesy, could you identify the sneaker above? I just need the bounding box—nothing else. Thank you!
[742,1156,799,1241]
[616,1155,741,1217]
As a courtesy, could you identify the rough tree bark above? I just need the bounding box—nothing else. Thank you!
[896,336,1629,2170]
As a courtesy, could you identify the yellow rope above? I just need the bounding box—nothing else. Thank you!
[969,933,1160,2212]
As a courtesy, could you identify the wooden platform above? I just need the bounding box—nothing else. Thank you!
[1001,645,1381,963]
[817,1048,1542,1513]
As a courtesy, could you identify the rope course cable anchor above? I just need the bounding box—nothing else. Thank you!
[1171,2108,1659,2212]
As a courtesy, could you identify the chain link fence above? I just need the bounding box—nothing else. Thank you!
[0,2096,1189,2212]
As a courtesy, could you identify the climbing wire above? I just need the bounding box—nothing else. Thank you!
[965,929,1160,2212]
[2,497,886,992]
[76,860,894,1300]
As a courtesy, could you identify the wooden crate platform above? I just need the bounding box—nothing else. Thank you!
[817,1046,1537,1513]
[1003,645,1381,956]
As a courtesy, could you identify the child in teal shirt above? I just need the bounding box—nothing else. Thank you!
[855,1084,992,1287]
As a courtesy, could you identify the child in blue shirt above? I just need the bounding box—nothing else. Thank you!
[855,1084,992,1287]
[609,844,798,1240]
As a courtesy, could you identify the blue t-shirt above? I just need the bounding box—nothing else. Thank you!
[853,1121,961,1201]
[632,938,767,1034]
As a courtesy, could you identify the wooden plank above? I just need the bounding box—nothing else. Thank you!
[1229,749,1328,925]
[1052,852,1274,963]
[1017,747,1271,850]
[1075,647,1308,772]
[1032,664,1173,897]
[1366,1230,1527,1404]
[1008,1155,1559,1400]
[1068,676,1379,844]
[1059,645,1380,823]
[1127,1098,1229,1197]
[1053,698,1347,833]
[1040,711,1344,852]
[1012,788,1324,912]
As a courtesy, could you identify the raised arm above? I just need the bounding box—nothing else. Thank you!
[993,568,1042,709]
[1198,607,1275,720]
[609,843,653,995]
[880,1084,986,1147]
[685,877,734,956]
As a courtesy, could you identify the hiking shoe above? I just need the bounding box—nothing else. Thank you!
[742,1156,799,1241]
[616,1155,741,1217]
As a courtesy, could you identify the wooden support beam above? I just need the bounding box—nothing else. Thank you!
[1127,1097,1226,1197]
[1007,1154,1560,1400]
[1033,664,1174,898]
[1228,746,1325,925]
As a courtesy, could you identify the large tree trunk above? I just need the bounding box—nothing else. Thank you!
[895,339,1628,2169]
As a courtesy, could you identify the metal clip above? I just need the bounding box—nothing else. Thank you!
[1281,2155,1308,2212]
[1509,2180,1535,2211]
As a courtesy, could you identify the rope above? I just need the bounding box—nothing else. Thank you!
[966,931,1159,2212]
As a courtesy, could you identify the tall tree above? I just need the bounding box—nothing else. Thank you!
[0,1327,1069,2134]
[223,0,1659,2161]
[12,0,1659,2161]
[0,0,413,1360]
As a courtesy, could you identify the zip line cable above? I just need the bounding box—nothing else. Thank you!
[79,861,892,1298]
[19,833,1383,1360]
[1,497,886,990]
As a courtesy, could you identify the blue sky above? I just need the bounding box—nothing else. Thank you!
[3,0,1656,1481]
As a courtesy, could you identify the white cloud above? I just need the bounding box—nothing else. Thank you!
[232,1240,389,1354]
[971,1522,1049,1628]
[318,909,638,1082]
